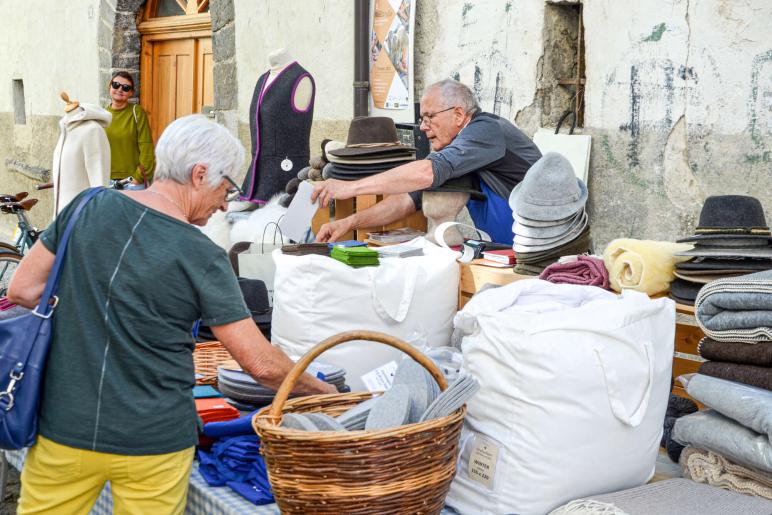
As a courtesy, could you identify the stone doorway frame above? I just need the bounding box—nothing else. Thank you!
[97,0,237,133]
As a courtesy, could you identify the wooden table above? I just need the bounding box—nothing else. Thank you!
[457,261,704,402]
[311,194,427,241]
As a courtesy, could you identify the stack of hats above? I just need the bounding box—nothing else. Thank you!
[322,117,415,180]
[509,152,591,275]
[330,245,379,267]
[217,360,347,411]
[669,195,772,305]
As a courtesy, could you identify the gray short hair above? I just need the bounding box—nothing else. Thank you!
[154,115,245,188]
[426,79,481,117]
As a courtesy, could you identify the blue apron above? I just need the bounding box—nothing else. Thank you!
[466,180,514,245]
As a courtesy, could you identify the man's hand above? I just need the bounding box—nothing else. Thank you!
[316,217,355,243]
[311,179,356,208]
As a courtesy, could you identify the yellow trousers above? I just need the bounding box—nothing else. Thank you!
[18,435,194,515]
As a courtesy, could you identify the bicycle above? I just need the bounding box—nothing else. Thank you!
[0,184,49,296]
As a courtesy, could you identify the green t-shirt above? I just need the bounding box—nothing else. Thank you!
[105,104,155,182]
[38,189,250,455]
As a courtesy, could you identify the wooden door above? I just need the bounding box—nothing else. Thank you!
[142,37,212,143]
[138,0,213,143]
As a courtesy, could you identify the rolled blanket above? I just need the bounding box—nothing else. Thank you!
[699,337,772,366]
[694,269,772,343]
[700,361,772,391]
[684,374,772,440]
[680,446,772,501]
[539,255,609,288]
[309,155,327,170]
[673,409,772,473]
[603,239,693,294]
[308,167,323,181]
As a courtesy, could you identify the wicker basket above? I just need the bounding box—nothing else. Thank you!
[192,341,233,386]
[253,330,466,515]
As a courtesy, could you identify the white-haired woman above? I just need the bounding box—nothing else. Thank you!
[8,115,334,514]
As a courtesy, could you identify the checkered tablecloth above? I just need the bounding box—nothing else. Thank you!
[4,449,456,514]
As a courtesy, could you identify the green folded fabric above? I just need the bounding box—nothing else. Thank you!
[331,246,379,267]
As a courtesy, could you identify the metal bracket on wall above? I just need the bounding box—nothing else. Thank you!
[557,3,585,128]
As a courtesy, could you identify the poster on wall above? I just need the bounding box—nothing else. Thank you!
[369,0,415,123]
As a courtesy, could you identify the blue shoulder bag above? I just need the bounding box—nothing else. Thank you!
[0,187,103,449]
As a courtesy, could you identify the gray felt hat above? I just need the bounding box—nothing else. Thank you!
[509,152,588,222]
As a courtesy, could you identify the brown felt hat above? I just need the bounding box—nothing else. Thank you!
[328,117,416,158]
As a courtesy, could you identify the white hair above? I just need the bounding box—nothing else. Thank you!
[154,114,245,188]
[426,79,481,116]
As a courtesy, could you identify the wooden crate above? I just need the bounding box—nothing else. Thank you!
[311,195,427,242]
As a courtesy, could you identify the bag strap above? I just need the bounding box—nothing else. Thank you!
[594,341,654,427]
[434,221,492,263]
[33,187,104,319]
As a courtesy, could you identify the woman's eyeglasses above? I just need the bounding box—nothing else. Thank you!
[223,175,244,202]
[111,81,132,93]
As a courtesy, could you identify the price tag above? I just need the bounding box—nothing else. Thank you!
[360,360,398,392]
[468,435,500,490]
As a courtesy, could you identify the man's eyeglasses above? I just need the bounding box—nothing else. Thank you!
[111,81,132,93]
[223,175,243,202]
[419,106,455,126]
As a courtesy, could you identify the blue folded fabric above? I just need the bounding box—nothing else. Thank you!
[193,385,222,398]
[226,458,274,505]
[197,435,262,486]
[203,411,259,438]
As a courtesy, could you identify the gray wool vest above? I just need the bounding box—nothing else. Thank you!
[241,62,315,203]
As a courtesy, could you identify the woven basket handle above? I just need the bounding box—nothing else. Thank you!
[267,330,448,422]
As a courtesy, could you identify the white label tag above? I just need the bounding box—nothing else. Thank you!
[280,158,293,172]
[360,360,398,392]
[468,436,499,490]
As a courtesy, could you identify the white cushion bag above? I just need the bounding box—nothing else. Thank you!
[271,238,459,390]
[446,279,674,515]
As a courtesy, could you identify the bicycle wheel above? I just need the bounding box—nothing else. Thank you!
[0,242,19,254]
[0,252,22,297]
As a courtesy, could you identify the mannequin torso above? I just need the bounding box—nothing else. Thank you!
[265,48,313,111]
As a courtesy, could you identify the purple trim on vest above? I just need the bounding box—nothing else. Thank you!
[246,61,299,200]
[290,73,316,114]
[237,196,267,205]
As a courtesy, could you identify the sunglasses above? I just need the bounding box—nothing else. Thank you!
[111,81,132,93]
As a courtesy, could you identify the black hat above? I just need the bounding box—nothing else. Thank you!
[425,174,487,202]
[677,195,772,243]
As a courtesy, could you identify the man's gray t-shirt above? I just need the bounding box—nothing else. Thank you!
[38,189,250,455]
[410,112,542,208]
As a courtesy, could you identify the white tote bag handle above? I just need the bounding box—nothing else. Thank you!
[594,341,654,427]
[434,221,492,263]
[369,264,419,323]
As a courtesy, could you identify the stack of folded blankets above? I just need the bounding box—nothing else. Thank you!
[279,358,479,432]
[692,269,772,390]
[672,374,772,501]
[217,360,347,411]
[195,397,240,425]
[509,152,591,275]
[322,116,416,180]
[281,243,330,256]
[669,195,772,306]
[330,245,379,267]
[198,414,274,505]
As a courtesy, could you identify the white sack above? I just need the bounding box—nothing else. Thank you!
[447,280,675,515]
[271,238,459,390]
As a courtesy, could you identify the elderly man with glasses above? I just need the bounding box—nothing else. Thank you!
[313,79,542,244]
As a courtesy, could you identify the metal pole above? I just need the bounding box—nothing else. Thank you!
[353,0,370,117]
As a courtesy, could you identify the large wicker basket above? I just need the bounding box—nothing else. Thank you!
[192,341,233,386]
[253,330,466,515]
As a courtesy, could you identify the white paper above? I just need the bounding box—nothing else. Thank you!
[278,181,318,243]
[361,360,398,392]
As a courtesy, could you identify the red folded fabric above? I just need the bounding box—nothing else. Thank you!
[539,255,610,289]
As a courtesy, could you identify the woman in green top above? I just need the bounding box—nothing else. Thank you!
[105,71,155,190]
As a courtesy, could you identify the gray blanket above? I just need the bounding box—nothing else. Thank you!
[673,409,772,474]
[685,374,772,441]
[695,269,772,343]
